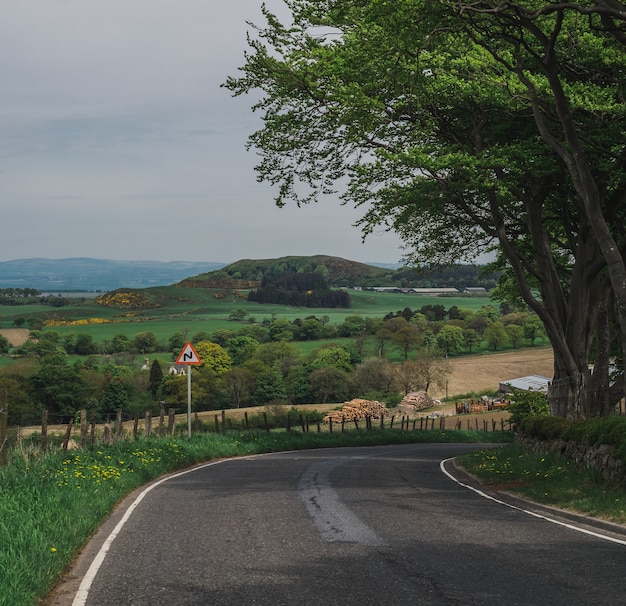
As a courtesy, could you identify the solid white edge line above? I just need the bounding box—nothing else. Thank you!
[72,457,236,606]
[440,458,626,547]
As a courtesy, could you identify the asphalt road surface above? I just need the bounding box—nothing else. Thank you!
[56,443,626,606]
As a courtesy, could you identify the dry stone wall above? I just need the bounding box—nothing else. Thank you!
[519,436,624,485]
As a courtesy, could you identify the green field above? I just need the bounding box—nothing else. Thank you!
[0,287,494,347]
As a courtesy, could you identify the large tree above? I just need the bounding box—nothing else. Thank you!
[225,0,626,417]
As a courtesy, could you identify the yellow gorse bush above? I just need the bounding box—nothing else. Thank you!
[45,317,111,327]
[96,291,159,309]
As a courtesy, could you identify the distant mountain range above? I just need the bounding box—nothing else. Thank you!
[0,258,227,291]
[0,256,495,292]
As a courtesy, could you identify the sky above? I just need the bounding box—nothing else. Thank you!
[0,0,407,266]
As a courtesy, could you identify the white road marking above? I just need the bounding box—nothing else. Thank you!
[72,458,233,606]
[440,458,626,546]
[298,458,385,546]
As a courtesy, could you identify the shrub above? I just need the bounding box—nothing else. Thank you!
[520,415,571,440]
[507,388,550,425]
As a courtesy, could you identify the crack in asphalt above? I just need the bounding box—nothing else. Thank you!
[298,458,385,546]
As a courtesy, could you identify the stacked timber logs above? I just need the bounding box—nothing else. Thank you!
[397,391,437,414]
[323,399,387,423]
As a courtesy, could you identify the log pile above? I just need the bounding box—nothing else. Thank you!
[323,399,387,423]
[397,391,436,414]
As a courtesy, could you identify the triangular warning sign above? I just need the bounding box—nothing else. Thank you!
[176,341,202,365]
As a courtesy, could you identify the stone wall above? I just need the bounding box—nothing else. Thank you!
[518,436,624,485]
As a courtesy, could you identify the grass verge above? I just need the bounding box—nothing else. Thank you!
[457,443,626,525]
[3,428,511,606]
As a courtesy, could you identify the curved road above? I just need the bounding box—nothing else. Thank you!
[52,444,626,605]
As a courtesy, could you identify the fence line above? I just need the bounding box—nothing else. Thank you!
[0,403,511,463]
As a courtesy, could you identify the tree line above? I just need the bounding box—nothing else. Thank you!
[224,0,626,419]
[247,272,350,307]
[0,301,546,425]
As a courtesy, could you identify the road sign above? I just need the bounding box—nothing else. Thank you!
[176,341,202,365]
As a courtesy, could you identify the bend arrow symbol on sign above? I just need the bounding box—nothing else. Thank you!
[176,342,202,365]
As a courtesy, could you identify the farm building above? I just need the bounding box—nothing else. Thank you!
[369,287,460,295]
[499,374,551,394]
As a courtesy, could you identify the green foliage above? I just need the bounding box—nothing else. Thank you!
[562,417,626,454]
[459,444,626,524]
[248,271,350,308]
[132,332,158,354]
[519,415,571,441]
[148,359,164,399]
[194,341,232,376]
[508,388,550,426]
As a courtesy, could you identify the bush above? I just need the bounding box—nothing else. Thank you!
[507,388,550,425]
[562,416,626,449]
[520,415,571,440]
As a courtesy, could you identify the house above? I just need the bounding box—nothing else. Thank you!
[168,364,188,376]
[463,287,487,295]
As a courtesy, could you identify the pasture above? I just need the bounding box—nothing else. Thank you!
[0,287,498,347]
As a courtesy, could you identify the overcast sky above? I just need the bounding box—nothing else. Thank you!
[0,0,406,265]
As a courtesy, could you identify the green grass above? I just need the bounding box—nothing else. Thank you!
[2,427,509,606]
[0,289,494,344]
[458,443,626,524]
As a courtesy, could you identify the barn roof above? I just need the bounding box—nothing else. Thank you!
[499,374,551,393]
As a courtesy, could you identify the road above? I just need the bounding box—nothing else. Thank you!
[56,444,626,606]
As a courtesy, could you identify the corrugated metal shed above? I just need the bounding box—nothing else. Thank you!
[499,374,551,393]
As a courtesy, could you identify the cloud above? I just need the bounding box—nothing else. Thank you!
[0,0,405,264]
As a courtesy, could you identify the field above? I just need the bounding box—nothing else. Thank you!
[430,347,554,400]
[0,288,502,346]
[0,328,29,346]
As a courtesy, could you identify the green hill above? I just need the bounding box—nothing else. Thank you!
[176,255,498,290]
[177,255,392,289]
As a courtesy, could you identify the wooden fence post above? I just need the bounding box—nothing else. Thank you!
[299,415,306,433]
[145,410,152,437]
[62,417,74,451]
[168,408,176,435]
[244,412,249,430]
[0,394,8,466]
[115,409,123,440]
[159,403,165,436]
[103,425,112,445]
[79,409,88,446]
[194,411,200,433]
[214,414,220,433]
[263,412,270,433]
[41,409,49,453]
[133,412,139,439]
[89,411,97,445]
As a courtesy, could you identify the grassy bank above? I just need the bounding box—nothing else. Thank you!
[3,428,510,606]
[458,443,626,524]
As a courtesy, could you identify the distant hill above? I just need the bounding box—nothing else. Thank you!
[177,255,392,289]
[0,258,226,291]
[177,255,498,290]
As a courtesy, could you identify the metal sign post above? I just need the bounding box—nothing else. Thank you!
[175,342,202,437]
